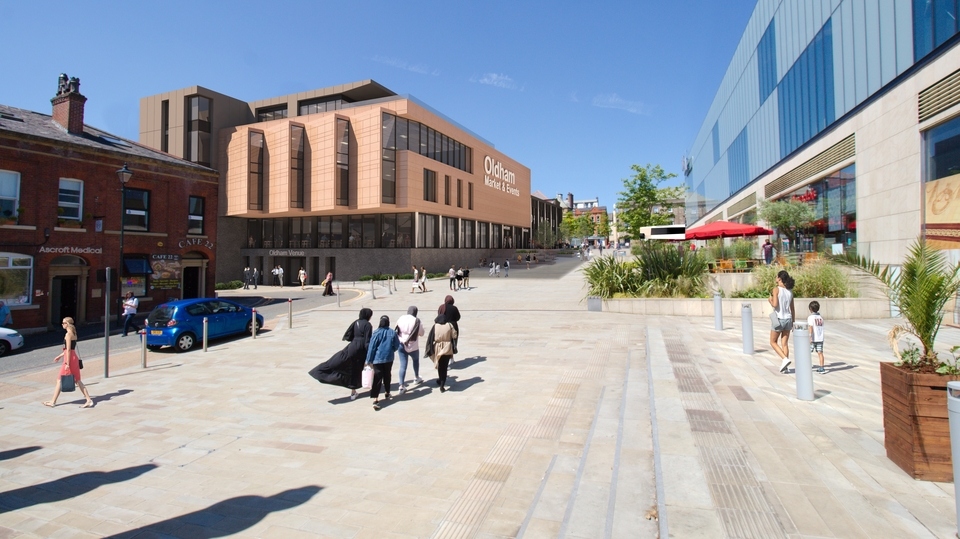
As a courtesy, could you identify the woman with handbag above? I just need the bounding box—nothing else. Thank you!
[322,272,335,296]
[425,312,458,393]
[308,308,373,400]
[43,317,93,408]
[769,270,796,374]
[438,295,461,356]
[365,315,401,410]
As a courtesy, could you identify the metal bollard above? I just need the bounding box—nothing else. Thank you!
[336,283,341,307]
[741,303,754,354]
[251,308,257,339]
[792,323,813,400]
[203,317,209,352]
[371,279,376,300]
[140,329,147,368]
[393,276,398,292]
[713,293,723,330]
[946,381,960,538]
[387,279,393,295]
[288,298,293,328]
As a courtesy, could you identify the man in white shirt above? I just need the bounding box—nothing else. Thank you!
[122,292,140,337]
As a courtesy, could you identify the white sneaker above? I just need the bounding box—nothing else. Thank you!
[779,358,792,373]
[398,385,406,395]
[415,377,424,384]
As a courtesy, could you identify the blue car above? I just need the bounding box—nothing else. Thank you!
[145,298,264,352]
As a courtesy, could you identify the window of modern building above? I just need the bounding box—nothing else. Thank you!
[188,196,204,235]
[186,95,211,166]
[444,175,451,205]
[248,131,265,210]
[457,179,463,208]
[712,122,720,165]
[381,213,398,248]
[915,0,960,61]
[381,112,473,173]
[777,19,834,158]
[381,113,397,204]
[291,125,305,208]
[160,99,169,153]
[0,252,32,305]
[461,219,475,248]
[299,216,316,248]
[363,215,378,248]
[727,128,750,194]
[776,164,856,252]
[298,98,344,116]
[924,114,960,182]
[442,216,458,248]
[398,213,413,248]
[0,170,20,222]
[757,20,777,103]
[123,188,149,231]
[468,182,474,210]
[273,217,287,249]
[478,221,490,249]
[419,213,439,248]
[261,219,274,248]
[503,227,514,249]
[492,223,503,249]
[423,169,438,202]
[256,105,288,122]
[247,219,261,248]
[348,216,363,248]
[336,119,351,206]
[57,178,83,221]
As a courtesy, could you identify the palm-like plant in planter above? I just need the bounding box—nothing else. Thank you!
[842,238,960,480]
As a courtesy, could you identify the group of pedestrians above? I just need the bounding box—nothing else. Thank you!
[488,259,509,277]
[411,265,429,293]
[242,267,259,290]
[447,266,471,291]
[309,295,463,410]
[767,269,828,375]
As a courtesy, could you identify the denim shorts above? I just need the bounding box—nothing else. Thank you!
[810,341,824,353]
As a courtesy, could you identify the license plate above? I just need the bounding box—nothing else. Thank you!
[150,330,162,336]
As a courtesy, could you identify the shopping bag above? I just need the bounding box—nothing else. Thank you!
[60,374,76,393]
[361,365,374,389]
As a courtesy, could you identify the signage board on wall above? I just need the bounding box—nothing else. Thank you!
[483,156,521,197]
[150,254,182,290]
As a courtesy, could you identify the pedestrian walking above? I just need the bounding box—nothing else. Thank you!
[243,267,251,289]
[411,265,421,293]
[462,267,470,289]
[807,301,827,374]
[503,259,509,277]
[252,267,259,289]
[456,267,464,290]
[43,317,93,408]
[448,265,457,291]
[438,295,461,355]
[365,315,400,410]
[763,239,775,265]
[769,270,796,373]
[396,306,425,393]
[322,272,335,296]
[278,266,284,287]
[308,308,374,400]
[489,262,495,277]
[298,267,307,289]
[495,263,500,277]
[122,291,140,337]
[272,266,280,286]
[419,266,429,293]
[425,312,458,392]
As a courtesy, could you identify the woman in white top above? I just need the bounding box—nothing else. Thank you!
[769,270,796,373]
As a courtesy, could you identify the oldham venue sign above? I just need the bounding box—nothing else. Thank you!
[483,156,520,197]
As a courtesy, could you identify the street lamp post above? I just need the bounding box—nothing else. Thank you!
[116,163,133,332]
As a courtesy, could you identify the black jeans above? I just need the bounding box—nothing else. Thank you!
[437,355,451,386]
[370,362,393,399]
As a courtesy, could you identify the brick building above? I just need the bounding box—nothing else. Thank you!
[0,75,218,331]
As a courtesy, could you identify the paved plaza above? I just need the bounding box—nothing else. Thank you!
[0,257,958,538]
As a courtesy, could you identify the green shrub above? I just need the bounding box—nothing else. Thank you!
[582,256,643,298]
[215,280,245,290]
[635,242,709,298]
[731,261,855,298]
[731,239,756,260]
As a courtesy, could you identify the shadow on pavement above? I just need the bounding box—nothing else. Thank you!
[101,485,323,539]
[63,388,134,406]
[450,356,486,370]
[0,446,41,462]
[447,376,483,392]
[0,463,157,514]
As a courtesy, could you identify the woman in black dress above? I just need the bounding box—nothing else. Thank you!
[309,308,374,400]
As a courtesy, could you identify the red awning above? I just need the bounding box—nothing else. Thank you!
[685,221,774,240]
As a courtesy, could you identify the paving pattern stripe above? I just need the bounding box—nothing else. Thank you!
[516,455,557,539]
[662,332,788,539]
[604,348,630,539]
[558,387,606,539]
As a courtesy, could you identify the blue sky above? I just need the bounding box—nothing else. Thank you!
[2,0,757,211]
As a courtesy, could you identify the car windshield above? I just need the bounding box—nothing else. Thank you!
[147,305,176,326]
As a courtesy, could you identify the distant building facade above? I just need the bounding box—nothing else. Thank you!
[139,81,531,281]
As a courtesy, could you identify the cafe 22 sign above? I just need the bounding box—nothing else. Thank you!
[483,156,520,197]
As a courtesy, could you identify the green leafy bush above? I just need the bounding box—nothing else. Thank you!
[584,242,708,298]
[731,261,855,298]
[582,256,644,298]
[731,239,756,260]
[215,280,245,290]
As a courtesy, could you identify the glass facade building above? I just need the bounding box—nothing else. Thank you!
[687,0,960,263]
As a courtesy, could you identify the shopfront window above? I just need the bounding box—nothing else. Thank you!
[923,115,960,250]
[777,164,856,253]
[442,217,458,248]
[123,188,149,231]
[122,255,150,297]
[398,213,413,248]
[462,219,475,248]
[419,214,439,248]
[0,253,32,305]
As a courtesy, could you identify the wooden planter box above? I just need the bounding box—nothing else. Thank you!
[880,361,960,481]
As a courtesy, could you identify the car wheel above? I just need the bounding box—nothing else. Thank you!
[246,319,260,335]
[0,340,8,357]
[175,333,196,352]
[147,344,163,351]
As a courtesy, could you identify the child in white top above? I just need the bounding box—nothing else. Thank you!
[807,301,826,374]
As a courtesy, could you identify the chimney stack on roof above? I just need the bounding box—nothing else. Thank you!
[51,73,86,135]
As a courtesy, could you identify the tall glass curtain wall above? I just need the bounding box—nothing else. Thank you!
[381,112,473,204]
[776,164,857,252]
[684,0,958,223]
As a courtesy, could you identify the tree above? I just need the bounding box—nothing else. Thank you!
[617,164,685,239]
[758,200,815,251]
[533,225,559,249]
[597,213,611,240]
[560,212,594,245]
